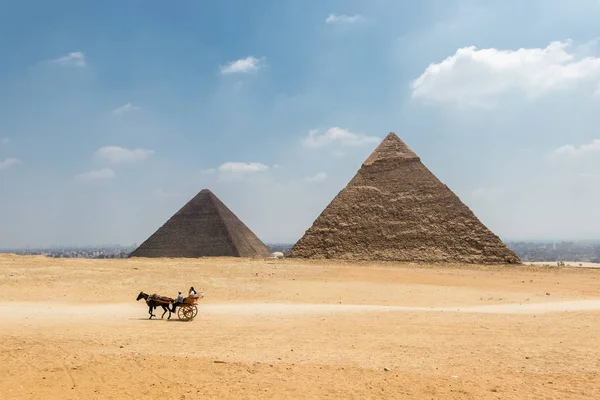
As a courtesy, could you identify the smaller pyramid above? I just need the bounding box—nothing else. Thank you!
[129,189,271,258]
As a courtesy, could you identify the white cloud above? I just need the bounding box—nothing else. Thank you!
[0,138,9,146]
[411,40,600,108]
[95,146,154,164]
[215,162,271,182]
[552,139,600,158]
[325,14,364,24]
[218,162,269,173]
[576,38,600,58]
[302,127,380,148]
[75,168,115,182]
[0,158,21,171]
[220,56,264,74]
[332,150,345,158]
[112,103,141,116]
[304,172,328,183]
[51,52,86,67]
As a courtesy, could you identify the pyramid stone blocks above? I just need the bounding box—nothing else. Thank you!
[129,189,271,258]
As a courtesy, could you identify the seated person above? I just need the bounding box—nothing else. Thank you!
[171,291,185,312]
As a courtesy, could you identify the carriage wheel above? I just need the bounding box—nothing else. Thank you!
[183,305,197,320]
[178,305,196,321]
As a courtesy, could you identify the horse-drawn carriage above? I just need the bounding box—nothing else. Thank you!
[136,289,204,321]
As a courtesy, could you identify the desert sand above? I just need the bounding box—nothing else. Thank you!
[1,254,599,399]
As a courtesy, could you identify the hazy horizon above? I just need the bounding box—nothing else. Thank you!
[3,237,600,252]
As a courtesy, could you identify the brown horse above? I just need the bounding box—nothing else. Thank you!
[136,291,173,319]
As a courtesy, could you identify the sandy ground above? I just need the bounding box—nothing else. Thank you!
[1,254,600,399]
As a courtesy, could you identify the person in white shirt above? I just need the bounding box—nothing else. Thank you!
[171,291,185,312]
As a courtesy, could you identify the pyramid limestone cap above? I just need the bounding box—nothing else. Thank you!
[363,132,419,166]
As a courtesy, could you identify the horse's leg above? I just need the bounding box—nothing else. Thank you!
[161,305,168,319]
[167,305,172,320]
[149,300,158,319]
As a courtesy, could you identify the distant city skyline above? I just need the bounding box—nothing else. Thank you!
[3,238,600,252]
[4,240,600,265]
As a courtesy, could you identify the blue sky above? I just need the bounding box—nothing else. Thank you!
[1,0,600,248]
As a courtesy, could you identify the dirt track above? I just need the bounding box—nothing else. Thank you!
[1,254,600,399]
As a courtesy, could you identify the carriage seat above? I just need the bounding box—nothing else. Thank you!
[184,295,200,304]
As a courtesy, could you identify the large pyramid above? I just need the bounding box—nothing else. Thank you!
[289,133,520,264]
[129,189,271,258]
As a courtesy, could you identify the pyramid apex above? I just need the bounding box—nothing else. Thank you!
[363,132,419,166]
[196,188,218,199]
